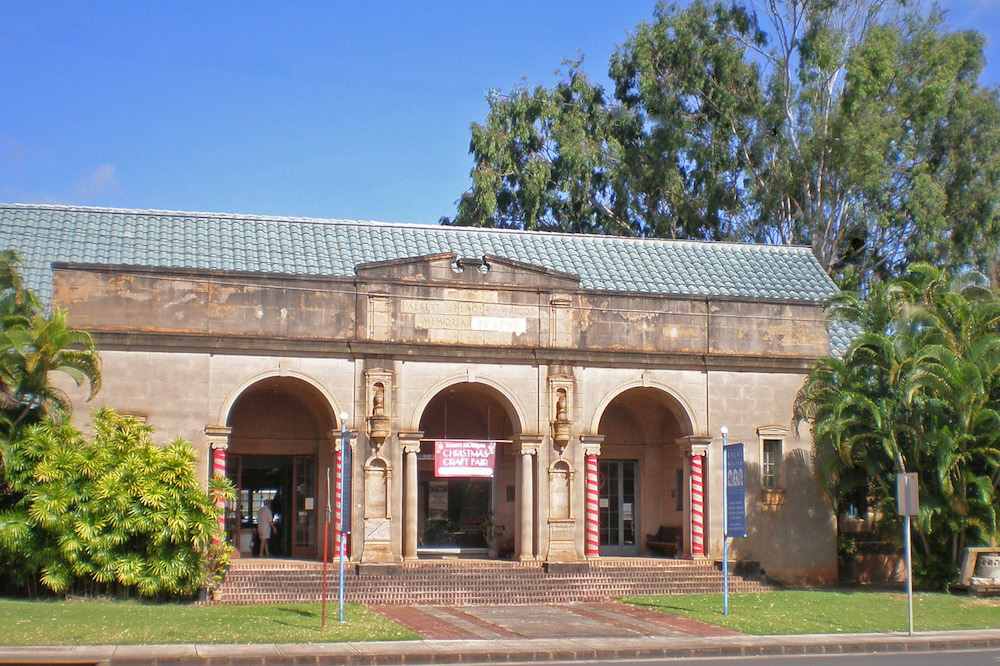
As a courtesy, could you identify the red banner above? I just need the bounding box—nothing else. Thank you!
[434,441,497,477]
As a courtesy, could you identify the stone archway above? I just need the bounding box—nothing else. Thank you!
[225,376,337,560]
[596,387,694,557]
[407,382,523,559]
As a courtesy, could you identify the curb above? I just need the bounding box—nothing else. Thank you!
[5,633,1000,665]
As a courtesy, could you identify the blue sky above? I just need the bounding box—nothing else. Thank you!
[1,1,997,226]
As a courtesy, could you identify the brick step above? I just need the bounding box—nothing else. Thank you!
[215,558,774,605]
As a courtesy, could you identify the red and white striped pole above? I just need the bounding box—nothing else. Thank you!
[690,452,705,557]
[333,439,343,547]
[211,442,228,544]
[585,453,600,558]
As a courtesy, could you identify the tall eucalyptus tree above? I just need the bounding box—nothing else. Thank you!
[448,1,1000,287]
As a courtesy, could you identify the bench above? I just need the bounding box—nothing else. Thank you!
[646,525,682,557]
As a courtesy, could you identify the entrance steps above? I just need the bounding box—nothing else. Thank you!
[216,557,775,605]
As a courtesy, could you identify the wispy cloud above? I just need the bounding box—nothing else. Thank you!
[75,163,121,202]
[0,134,24,169]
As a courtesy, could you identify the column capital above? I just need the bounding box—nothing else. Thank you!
[514,433,543,456]
[579,434,604,457]
[328,429,360,452]
[398,431,424,455]
[205,425,231,449]
[677,435,712,457]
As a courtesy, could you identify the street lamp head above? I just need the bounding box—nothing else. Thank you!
[340,411,349,422]
[720,425,728,436]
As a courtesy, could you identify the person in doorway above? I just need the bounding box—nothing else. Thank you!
[257,500,275,557]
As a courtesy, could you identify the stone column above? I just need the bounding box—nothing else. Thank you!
[678,436,712,559]
[328,427,356,549]
[205,426,232,545]
[580,435,603,559]
[514,434,542,561]
[398,431,424,561]
[327,430,343,545]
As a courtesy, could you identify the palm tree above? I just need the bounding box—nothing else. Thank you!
[15,308,101,414]
[0,251,101,515]
[0,251,101,434]
[799,264,1000,584]
[903,266,1000,572]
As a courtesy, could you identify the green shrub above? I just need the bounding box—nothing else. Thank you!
[0,408,233,599]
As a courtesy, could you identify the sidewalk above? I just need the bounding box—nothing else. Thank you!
[4,602,1000,665]
[6,630,1000,665]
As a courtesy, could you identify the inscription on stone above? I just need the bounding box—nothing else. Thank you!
[471,316,526,334]
[402,294,537,344]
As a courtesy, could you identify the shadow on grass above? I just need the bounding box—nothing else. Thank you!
[270,608,323,632]
[624,598,723,616]
[274,606,319,618]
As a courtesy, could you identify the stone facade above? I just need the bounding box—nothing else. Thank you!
[49,248,837,584]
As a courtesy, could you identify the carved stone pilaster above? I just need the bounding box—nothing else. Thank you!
[362,453,394,564]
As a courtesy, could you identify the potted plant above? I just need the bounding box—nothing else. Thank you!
[480,513,505,559]
[204,539,232,602]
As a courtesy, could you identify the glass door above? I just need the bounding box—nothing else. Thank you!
[598,460,638,556]
[291,455,317,559]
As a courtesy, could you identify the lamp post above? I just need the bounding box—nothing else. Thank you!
[721,425,729,616]
[338,412,351,623]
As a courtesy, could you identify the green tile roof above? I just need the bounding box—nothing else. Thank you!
[828,320,860,357]
[0,204,839,306]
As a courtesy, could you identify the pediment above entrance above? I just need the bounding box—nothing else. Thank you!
[355,253,582,289]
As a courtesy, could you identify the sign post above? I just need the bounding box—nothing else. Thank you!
[722,428,746,616]
[897,472,919,636]
[338,413,352,624]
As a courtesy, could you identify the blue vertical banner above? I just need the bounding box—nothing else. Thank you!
[725,443,746,538]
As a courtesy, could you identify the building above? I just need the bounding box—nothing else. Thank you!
[1,203,844,584]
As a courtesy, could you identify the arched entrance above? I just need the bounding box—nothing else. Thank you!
[225,377,336,560]
[597,387,693,557]
[414,382,519,557]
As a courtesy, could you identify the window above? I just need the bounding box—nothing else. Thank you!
[762,439,781,489]
[240,488,278,527]
[757,426,788,491]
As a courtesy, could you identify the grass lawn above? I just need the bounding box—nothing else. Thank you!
[0,598,418,645]
[624,589,1000,635]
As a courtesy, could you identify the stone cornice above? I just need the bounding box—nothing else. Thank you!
[88,331,822,374]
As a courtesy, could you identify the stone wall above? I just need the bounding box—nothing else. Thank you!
[50,259,837,584]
